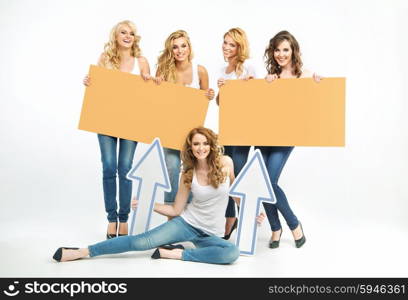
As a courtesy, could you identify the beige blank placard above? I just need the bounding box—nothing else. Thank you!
[219,78,345,147]
[78,65,209,150]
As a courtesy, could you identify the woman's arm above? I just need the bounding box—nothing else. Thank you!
[138,56,151,80]
[222,155,241,206]
[97,53,105,67]
[198,65,209,90]
[152,70,164,84]
[301,69,323,82]
[153,174,190,217]
[83,53,105,86]
[198,65,214,100]
[216,78,226,105]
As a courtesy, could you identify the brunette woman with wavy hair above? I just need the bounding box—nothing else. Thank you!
[155,30,215,215]
[82,20,151,239]
[259,30,322,249]
[52,127,265,265]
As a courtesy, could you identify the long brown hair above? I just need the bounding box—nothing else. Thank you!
[264,30,303,78]
[181,127,225,189]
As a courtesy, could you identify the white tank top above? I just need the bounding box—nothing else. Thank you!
[181,170,230,237]
[131,57,141,75]
[184,63,200,89]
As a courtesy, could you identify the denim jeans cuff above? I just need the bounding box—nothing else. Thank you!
[88,245,97,257]
[118,216,128,223]
[288,221,300,231]
[181,249,190,261]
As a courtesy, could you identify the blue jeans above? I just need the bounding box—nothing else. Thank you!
[163,148,192,204]
[97,134,137,223]
[88,216,240,264]
[255,146,299,231]
[224,146,251,217]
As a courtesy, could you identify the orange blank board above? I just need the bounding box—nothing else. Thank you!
[78,65,209,150]
[219,78,345,147]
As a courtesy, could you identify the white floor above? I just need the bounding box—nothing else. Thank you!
[2,198,407,278]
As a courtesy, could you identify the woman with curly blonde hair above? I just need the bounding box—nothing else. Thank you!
[53,127,264,264]
[154,30,215,213]
[82,20,151,239]
[216,27,256,239]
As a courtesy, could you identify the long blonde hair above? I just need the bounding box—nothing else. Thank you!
[224,28,250,77]
[181,127,225,189]
[156,30,194,83]
[100,20,141,70]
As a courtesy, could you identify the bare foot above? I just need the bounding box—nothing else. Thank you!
[271,228,282,241]
[118,222,128,235]
[60,248,89,262]
[291,224,304,240]
[158,248,183,260]
[107,222,117,235]
[225,217,237,236]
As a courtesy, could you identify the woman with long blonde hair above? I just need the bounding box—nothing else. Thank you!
[52,127,264,264]
[155,30,215,213]
[82,20,151,239]
[216,28,256,239]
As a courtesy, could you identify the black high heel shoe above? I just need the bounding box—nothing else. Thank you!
[52,247,79,262]
[294,222,306,248]
[269,229,283,249]
[151,244,185,259]
[223,218,238,240]
[106,221,118,239]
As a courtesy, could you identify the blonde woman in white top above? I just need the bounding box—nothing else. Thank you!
[216,28,255,239]
[82,20,151,239]
[155,30,215,214]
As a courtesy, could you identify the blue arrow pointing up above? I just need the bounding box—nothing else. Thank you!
[229,149,276,255]
[127,138,171,235]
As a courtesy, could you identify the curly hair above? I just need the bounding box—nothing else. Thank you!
[181,127,225,189]
[264,30,303,78]
[100,20,141,70]
[224,28,250,77]
[156,30,194,83]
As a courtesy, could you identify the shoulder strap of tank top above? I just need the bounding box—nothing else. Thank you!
[189,63,200,88]
[132,57,141,75]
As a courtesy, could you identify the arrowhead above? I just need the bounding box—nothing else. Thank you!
[229,149,275,204]
[127,138,171,192]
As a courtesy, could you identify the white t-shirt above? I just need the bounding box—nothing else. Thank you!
[219,61,256,80]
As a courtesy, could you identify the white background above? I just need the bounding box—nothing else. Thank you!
[0,0,407,277]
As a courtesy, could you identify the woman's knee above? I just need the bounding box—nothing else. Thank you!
[118,163,132,178]
[102,159,117,177]
[221,244,240,264]
[128,233,152,251]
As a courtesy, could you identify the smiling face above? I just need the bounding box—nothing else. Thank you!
[222,34,238,60]
[191,133,210,161]
[273,39,293,68]
[172,37,190,62]
[115,24,135,49]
